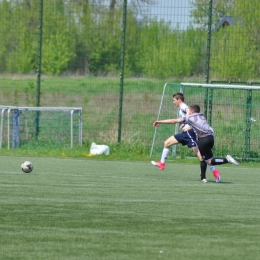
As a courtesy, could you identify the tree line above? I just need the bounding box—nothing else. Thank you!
[0,0,259,80]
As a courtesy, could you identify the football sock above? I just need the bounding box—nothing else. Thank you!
[160,148,169,163]
[211,158,228,165]
[207,165,215,172]
[200,161,207,180]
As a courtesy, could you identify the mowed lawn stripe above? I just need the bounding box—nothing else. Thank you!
[0,157,260,260]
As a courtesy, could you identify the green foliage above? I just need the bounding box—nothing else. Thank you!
[190,0,235,30]
[24,82,36,106]
[139,21,204,78]
[7,29,37,73]
[42,33,76,75]
[2,0,38,73]
[191,0,260,80]
[87,8,123,75]
[13,88,20,106]
[2,77,260,160]
[41,7,76,75]
[211,25,258,80]
[0,0,11,71]
[1,0,260,80]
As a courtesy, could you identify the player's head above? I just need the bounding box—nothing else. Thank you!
[189,105,200,113]
[172,93,184,107]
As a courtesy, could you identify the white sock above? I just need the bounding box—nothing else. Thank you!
[160,148,169,163]
[207,165,215,172]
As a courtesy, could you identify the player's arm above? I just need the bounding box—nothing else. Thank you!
[186,107,192,116]
[179,124,185,130]
[153,118,181,127]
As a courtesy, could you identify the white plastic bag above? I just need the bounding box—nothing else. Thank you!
[90,142,110,155]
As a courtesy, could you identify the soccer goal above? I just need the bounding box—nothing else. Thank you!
[150,82,260,161]
[0,106,82,149]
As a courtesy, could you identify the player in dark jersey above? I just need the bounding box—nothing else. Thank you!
[153,104,238,182]
[151,93,220,182]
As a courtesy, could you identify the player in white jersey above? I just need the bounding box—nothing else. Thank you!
[152,104,239,182]
[151,93,220,182]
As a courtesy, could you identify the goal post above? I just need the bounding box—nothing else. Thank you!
[0,105,17,149]
[0,106,82,149]
[150,82,260,161]
[150,83,182,158]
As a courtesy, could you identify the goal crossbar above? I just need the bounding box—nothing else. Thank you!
[150,82,260,160]
[181,82,260,90]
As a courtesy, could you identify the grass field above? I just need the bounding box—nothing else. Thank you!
[1,156,260,260]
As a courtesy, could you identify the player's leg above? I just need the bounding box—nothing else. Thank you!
[192,146,219,179]
[225,155,239,165]
[200,160,208,182]
[184,131,211,182]
[191,146,207,182]
[198,136,221,182]
[151,135,180,170]
[161,135,180,161]
[199,135,238,166]
[191,146,202,160]
[210,155,239,166]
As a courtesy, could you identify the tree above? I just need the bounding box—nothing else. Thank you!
[190,0,234,30]
[138,20,203,78]
[211,26,258,80]
[41,1,76,75]
[191,0,260,80]
[3,0,38,73]
[0,0,12,71]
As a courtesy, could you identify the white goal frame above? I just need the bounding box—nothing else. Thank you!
[0,106,82,149]
[150,83,181,158]
[150,82,260,159]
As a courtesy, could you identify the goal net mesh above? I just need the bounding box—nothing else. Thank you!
[151,83,260,160]
[0,107,82,149]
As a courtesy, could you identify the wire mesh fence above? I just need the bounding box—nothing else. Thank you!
[0,106,82,149]
[0,0,259,159]
[150,83,260,160]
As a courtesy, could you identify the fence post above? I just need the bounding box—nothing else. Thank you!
[35,0,43,140]
[117,0,127,143]
[205,0,213,124]
[205,0,212,84]
[245,90,252,159]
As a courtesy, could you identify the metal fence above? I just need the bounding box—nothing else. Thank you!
[0,0,259,158]
[150,83,260,160]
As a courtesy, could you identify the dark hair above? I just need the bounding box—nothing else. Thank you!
[173,92,184,102]
[189,105,200,113]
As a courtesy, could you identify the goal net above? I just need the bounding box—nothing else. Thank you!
[150,82,260,161]
[0,106,82,149]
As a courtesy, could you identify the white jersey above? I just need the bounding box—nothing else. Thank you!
[178,103,191,131]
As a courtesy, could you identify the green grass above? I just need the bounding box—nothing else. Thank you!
[1,156,260,259]
[1,75,260,159]
[0,141,152,161]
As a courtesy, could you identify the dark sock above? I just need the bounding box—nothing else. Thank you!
[211,158,228,165]
[200,161,207,180]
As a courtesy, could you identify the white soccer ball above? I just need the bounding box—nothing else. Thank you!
[21,161,33,173]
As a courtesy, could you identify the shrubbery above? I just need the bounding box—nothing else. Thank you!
[0,0,259,80]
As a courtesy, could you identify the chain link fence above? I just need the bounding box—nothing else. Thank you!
[0,0,259,158]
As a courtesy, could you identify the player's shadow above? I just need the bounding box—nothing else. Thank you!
[201,180,233,184]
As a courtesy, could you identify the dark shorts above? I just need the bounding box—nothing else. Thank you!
[198,135,214,161]
[174,129,197,148]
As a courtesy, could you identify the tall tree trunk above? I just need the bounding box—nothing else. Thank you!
[109,0,116,12]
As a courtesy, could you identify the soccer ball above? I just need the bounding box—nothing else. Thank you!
[21,161,33,173]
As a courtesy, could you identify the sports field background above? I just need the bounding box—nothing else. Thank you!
[1,1,260,159]
[1,156,260,260]
[1,1,260,259]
